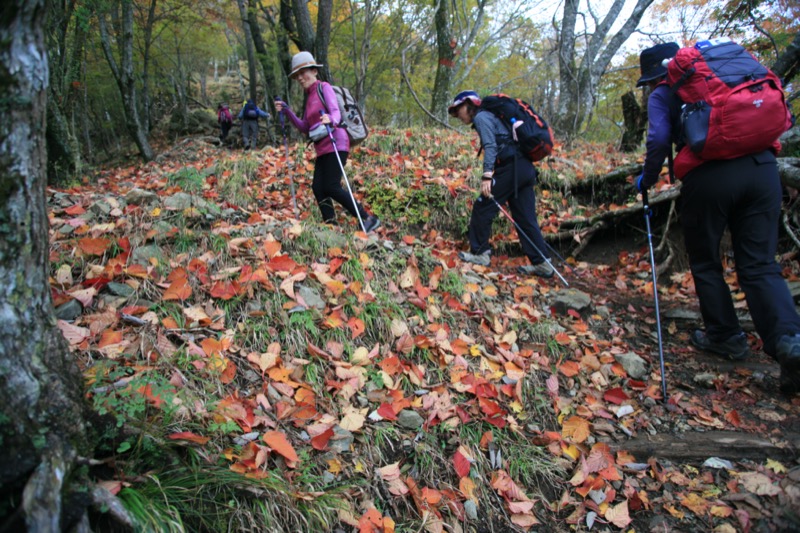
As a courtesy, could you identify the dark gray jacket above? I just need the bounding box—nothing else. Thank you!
[472,110,515,174]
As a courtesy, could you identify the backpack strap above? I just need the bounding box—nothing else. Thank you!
[316,83,332,121]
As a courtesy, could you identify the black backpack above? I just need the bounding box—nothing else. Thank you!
[480,94,554,162]
[244,102,259,119]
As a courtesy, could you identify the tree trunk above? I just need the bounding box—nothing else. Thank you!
[0,1,95,530]
[314,0,333,82]
[97,0,155,161]
[554,0,655,138]
[430,0,455,123]
[619,90,647,152]
[772,32,800,84]
[236,0,259,101]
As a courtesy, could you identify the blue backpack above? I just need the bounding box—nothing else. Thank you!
[244,102,259,119]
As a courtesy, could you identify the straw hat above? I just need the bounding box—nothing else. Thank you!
[289,51,324,78]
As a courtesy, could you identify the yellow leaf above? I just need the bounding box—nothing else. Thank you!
[150,207,161,216]
[327,458,342,474]
[766,458,786,474]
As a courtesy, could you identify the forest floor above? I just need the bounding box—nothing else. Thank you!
[47,131,800,532]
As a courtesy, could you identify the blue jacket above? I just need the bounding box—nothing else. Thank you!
[238,102,270,121]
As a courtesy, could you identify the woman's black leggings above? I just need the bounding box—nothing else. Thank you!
[313,151,368,223]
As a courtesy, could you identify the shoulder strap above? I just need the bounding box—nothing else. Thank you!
[316,83,330,115]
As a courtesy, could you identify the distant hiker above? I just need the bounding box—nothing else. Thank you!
[634,41,800,394]
[449,90,553,278]
[237,98,269,150]
[217,103,233,142]
[274,51,380,233]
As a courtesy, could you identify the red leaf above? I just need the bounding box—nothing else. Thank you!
[311,427,334,451]
[453,449,471,478]
[603,387,629,405]
[168,432,210,445]
[377,403,398,420]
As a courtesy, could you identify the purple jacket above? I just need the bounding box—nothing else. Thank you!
[283,81,349,156]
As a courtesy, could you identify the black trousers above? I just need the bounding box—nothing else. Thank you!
[468,156,549,264]
[313,151,368,223]
[220,121,232,141]
[680,150,800,357]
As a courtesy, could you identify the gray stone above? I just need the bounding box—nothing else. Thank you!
[163,192,194,210]
[693,372,717,388]
[90,200,112,216]
[464,500,478,520]
[58,225,75,235]
[106,282,135,297]
[125,188,159,205]
[615,352,649,380]
[130,244,163,266]
[329,426,354,454]
[298,285,326,310]
[397,409,424,430]
[549,288,592,315]
[55,299,83,321]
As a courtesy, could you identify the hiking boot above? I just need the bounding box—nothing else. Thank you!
[776,334,800,395]
[690,330,750,361]
[517,262,555,279]
[458,250,491,266]
[363,215,381,234]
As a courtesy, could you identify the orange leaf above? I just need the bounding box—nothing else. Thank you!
[348,317,365,339]
[78,237,111,256]
[97,329,123,349]
[168,431,210,445]
[263,430,299,466]
[558,360,580,377]
[163,277,192,301]
[562,416,591,444]
[554,332,572,345]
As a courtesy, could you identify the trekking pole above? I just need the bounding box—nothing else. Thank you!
[491,197,569,286]
[321,111,367,233]
[642,188,668,402]
[276,98,298,218]
[543,240,579,277]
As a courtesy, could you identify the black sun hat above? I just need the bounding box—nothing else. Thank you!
[637,42,679,87]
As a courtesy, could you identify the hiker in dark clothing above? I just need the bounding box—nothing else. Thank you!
[449,90,553,278]
[217,103,233,142]
[237,99,269,150]
[634,42,800,394]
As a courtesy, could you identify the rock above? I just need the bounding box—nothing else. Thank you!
[549,288,592,315]
[89,200,112,216]
[615,351,648,380]
[130,244,164,266]
[693,372,717,388]
[125,188,159,205]
[106,282,135,297]
[464,500,478,520]
[397,409,424,430]
[163,192,194,210]
[55,299,83,321]
[298,285,326,310]
[329,426,354,454]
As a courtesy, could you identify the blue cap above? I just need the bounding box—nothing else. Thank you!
[448,91,482,116]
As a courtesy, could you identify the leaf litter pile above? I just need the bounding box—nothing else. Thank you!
[48,130,799,532]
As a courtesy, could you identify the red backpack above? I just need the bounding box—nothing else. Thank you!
[218,107,232,124]
[666,38,792,178]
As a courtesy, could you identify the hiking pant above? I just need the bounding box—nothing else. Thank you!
[680,149,800,357]
[242,119,259,149]
[468,155,549,264]
[220,121,232,141]
[313,151,369,224]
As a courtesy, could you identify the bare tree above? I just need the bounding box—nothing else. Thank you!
[553,0,656,138]
[97,0,155,161]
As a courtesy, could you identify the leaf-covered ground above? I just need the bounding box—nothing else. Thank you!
[47,130,799,532]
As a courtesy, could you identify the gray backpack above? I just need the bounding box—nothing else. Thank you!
[317,83,368,146]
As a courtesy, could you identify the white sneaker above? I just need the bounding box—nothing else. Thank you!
[458,250,491,266]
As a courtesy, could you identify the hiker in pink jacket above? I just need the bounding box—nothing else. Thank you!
[275,51,380,233]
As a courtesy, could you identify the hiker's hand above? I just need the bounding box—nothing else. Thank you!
[480,179,493,198]
[274,100,286,113]
[320,113,331,125]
